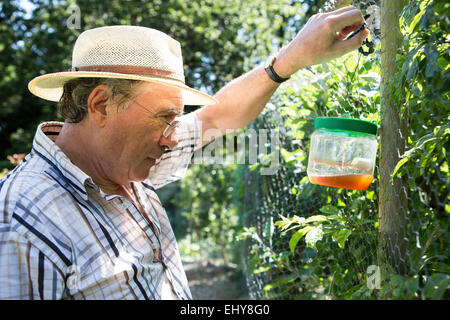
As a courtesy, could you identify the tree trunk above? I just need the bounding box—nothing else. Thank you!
[378,0,409,277]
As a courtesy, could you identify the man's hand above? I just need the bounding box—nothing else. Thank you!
[274,6,370,78]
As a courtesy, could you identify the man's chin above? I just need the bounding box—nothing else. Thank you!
[129,159,156,182]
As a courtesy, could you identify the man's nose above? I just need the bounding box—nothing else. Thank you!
[159,132,179,151]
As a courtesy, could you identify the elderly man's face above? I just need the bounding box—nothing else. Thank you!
[99,81,183,184]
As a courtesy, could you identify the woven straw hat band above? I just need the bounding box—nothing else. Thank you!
[69,65,185,83]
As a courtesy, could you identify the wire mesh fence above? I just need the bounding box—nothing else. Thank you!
[241,0,449,300]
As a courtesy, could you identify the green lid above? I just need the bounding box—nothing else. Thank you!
[314,117,378,136]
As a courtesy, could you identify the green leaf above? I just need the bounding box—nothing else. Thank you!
[263,217,274,247]
[293,216,306,226]
[280,148,295,163]
[437,56,449,70]
[340,284,365,300]
[336,198,346,207]
[423,273,450,299]
[405,276,419,298]
[334,229,352,249]
[406,3,427,34]
[392,156,410,177]
[405,58,419,83]
[289,226,313,255]
[263,274,298,292]
[306,215,327,223]
[253,266,272,274]
[319,205,340,215]
[393,127,446,178]
[366,191,376,200]
[299,176,309,184]
[247,253,260,275]
[274,220,291,230]
[305,226,324,250]
[425,44,439,78]
[359,72,381,83]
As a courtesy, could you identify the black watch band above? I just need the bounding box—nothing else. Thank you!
[264,56,290,83]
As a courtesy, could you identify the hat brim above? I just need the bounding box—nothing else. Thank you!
[28,71,218,106]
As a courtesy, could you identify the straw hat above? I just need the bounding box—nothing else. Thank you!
[28,25,217,106]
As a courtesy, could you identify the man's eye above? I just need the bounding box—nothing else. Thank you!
[161,115,174,121]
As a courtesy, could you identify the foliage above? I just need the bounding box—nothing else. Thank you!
[239,48,381,299]
[174,163,243,264]
[0,153,25,178]
[387,0,449,299]
[240,0,449,300]
[275,208,352,253]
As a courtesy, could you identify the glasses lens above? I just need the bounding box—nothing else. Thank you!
[163,120,179,138]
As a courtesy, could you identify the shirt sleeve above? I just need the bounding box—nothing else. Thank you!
[0,228,66,300]
[146,111,202,189]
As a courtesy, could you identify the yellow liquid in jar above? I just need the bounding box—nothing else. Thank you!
[309,174,373,190]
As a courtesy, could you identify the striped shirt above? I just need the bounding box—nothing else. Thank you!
[0,112,201,300]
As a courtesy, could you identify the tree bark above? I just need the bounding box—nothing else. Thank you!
[378,0,409,277]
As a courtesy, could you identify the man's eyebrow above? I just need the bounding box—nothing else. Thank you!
[155,108,184,116]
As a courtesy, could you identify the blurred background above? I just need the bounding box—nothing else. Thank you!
[1,0,448,299]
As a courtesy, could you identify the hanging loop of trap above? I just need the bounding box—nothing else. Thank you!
[359,38,375,56]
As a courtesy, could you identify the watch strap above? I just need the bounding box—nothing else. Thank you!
[264,57,290,83]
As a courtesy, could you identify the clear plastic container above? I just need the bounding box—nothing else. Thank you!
[307,117,378,190]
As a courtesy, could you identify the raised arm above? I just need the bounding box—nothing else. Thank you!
[195,6,369,146]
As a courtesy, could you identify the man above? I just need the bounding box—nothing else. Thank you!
[0,6,368,299]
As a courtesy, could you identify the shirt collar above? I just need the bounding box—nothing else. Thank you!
[32,121,96,201]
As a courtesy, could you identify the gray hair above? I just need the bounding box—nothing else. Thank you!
[58,78,142,123]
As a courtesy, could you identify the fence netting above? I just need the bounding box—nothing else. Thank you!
[241,0,449,299]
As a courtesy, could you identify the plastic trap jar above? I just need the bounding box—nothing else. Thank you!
[307,117,378,190]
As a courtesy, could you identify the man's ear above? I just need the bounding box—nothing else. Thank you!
[87,84,110,127]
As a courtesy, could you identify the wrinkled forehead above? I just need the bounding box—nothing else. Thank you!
[134,81,184,113]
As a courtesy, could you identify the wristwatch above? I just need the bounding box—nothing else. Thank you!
[264,55,290,83]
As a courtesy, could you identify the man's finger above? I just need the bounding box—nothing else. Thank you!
[325,5,356,16]
[334,27,370,55]
[329,8,365,32]
[336,23,361,40]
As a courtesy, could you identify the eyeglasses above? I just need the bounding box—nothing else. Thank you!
[132,100,181,138]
